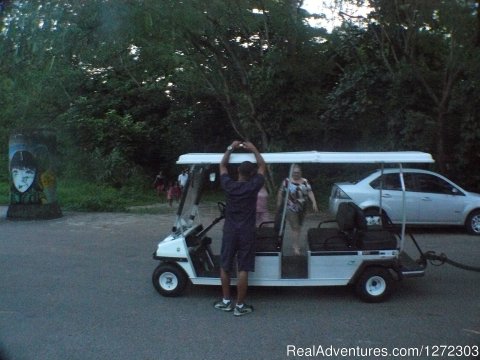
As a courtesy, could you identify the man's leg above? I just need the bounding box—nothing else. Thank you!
[220,268,231,300]
[236,270,248,305]
[233,238,255,316]
[214,268,234,311]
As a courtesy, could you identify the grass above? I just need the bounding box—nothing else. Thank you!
[0,181,8,205]
[0,179,228,213]
[0,179,330,214]
[57,180,159,212]
[0,179,167,212]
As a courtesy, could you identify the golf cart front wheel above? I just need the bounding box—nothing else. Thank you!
[355,267,395,303]
[152,263,188,297]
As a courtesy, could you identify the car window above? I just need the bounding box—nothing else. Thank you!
[370,174,401,190]
[414,174,457,194]
[370,173,415,191]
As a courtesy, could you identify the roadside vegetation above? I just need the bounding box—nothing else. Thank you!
[2,0,479,211]
[0,170,245,212]
[0,178,158,212]
[0,177,331,213]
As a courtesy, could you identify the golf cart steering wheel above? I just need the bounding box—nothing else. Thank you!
[217,202,226,217]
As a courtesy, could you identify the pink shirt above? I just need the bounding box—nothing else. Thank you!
[256,187,268,213]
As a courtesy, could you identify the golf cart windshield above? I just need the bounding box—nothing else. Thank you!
[172,164,210,233]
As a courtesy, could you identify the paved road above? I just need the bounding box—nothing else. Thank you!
[0,206,479,360]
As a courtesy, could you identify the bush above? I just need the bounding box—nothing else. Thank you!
[0,181,9,204]
[56,179,157,211]
[0,177,160,212]
[0,175,227,212]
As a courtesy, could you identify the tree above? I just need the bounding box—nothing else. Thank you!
[2,0,479,193]
[364,0,479,173]
[320,0,480,185]
[0,0,190,184]
[158,0,329,151]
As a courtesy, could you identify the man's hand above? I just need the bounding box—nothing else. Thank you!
[241,141,258,153]
[221,140,242,175]
[241,141,266,176]
[230,140,242,150]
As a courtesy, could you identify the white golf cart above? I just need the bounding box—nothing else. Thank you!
[152,151,434,302]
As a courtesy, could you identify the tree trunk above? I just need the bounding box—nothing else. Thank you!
[435,110,447,173]
[476,0,480,47]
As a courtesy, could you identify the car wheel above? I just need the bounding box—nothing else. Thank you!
[363,208,392,228]
[152,263,188,297]
[364,208,383,227]
[355,267,395,303]
[465,210,480,235]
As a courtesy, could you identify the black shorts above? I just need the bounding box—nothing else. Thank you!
[220,229,255,272]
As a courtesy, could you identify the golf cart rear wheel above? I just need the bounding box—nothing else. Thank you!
[465,210,480,235]
[152,263,188,297]
[355,267,394,303]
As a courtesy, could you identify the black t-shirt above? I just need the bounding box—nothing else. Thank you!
[221,173,265,231]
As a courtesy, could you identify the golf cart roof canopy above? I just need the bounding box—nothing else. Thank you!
[177,151,435,165]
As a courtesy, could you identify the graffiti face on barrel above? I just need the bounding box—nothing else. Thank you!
[12,167,36,193]
[11,151,36,193]
[7,130,62,219]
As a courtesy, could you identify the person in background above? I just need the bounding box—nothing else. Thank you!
[214,140,266,316]
[153,171,165,200]
[256,185,271,226]
[178,168,189,190]
[277,164,318,255]
[167,180,181,207]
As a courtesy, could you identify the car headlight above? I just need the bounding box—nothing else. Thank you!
[334,187,352,200]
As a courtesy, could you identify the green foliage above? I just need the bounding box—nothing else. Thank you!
[0,177,226,213]
[159,0,329,151]
[1,0,480,201]
[0,180,8,205]
[58,108,151,186]
[50,178,157,212]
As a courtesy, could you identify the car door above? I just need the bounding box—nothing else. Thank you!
[411,173,465,224]
[369,173,419,223]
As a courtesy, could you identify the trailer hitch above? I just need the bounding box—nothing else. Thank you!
[421,251,480,272]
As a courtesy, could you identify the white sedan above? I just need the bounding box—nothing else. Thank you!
[329,168,480,235]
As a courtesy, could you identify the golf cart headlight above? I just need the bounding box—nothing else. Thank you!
[335,188,351,200]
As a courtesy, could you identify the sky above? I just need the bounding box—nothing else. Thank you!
[302,0,371,31]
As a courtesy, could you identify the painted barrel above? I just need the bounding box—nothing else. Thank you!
[7,129,62,219]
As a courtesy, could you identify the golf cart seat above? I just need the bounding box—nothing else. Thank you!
[255,217,282,252]
[307,202,397,251]
[308,202,366,251]
[360,206,398,250]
